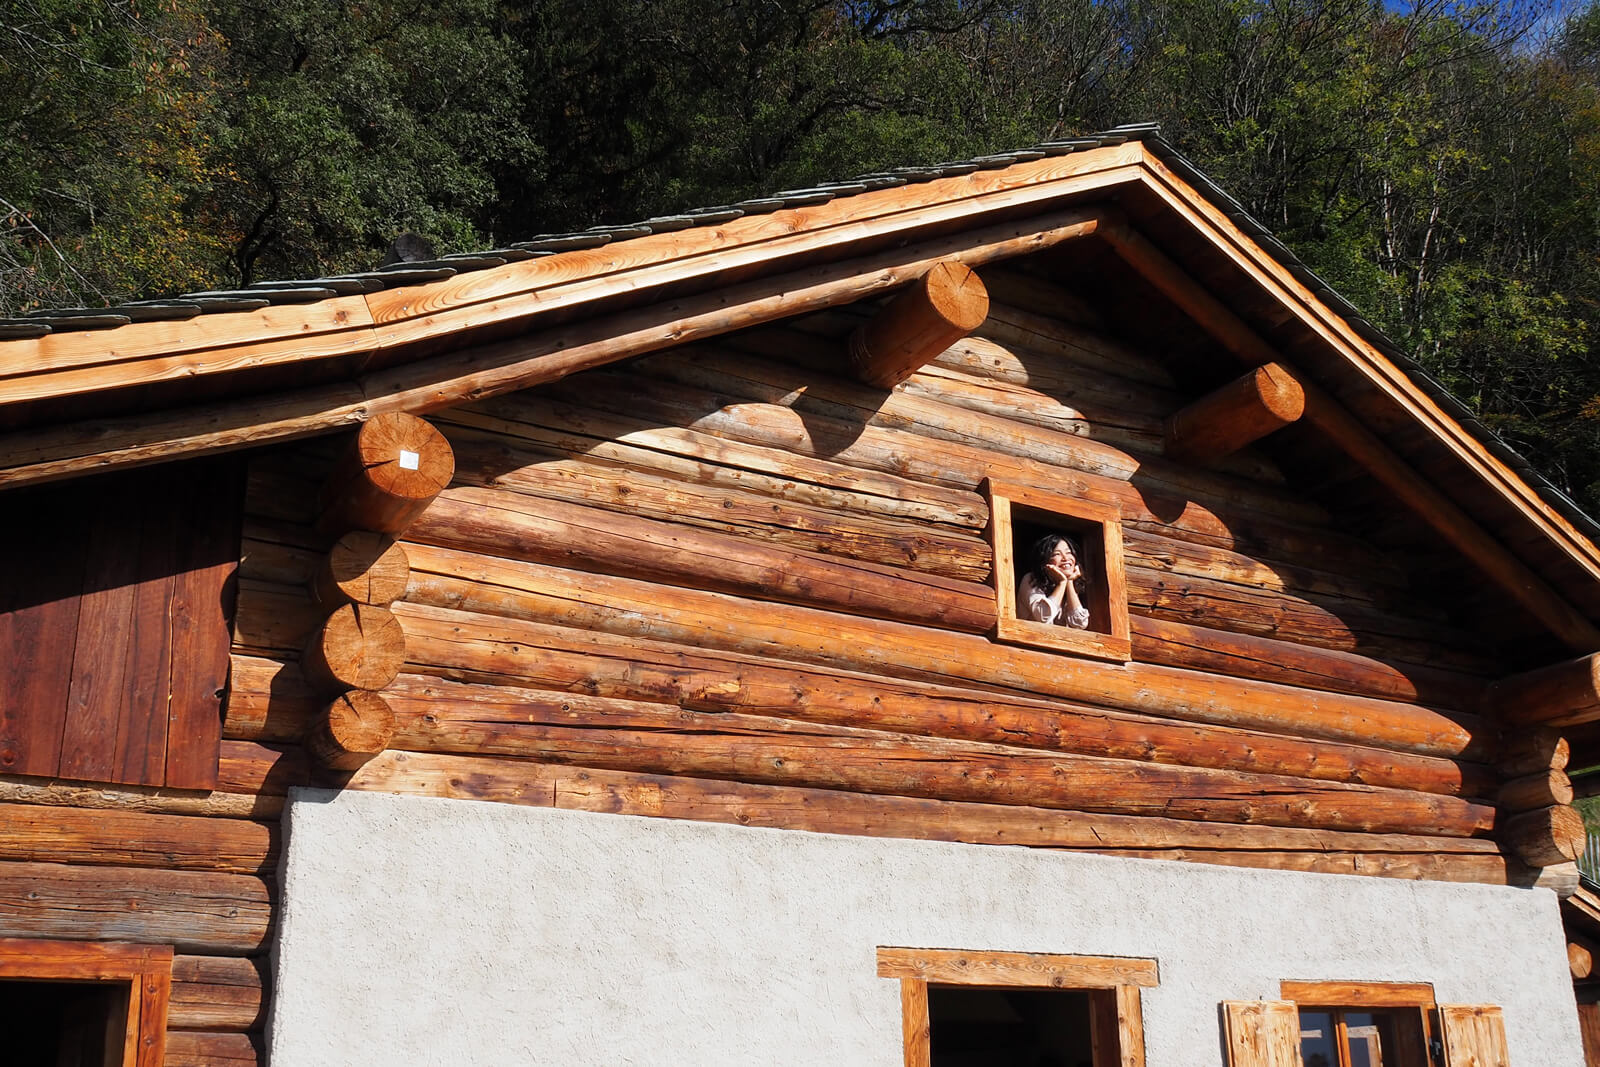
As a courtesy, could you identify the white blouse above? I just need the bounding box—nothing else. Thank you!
[1017,572,1091,629]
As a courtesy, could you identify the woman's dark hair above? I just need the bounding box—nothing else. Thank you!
[1026,532,1086,589]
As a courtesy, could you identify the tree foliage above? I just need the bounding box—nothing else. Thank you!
[5,0,1600,508]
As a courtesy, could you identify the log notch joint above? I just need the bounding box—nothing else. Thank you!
[304,412,454,771]
[1164,362,1305,465]
[1490,653,1600,729]
[848,259,989,389]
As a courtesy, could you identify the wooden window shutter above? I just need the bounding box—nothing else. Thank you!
[1222,1000,1301,1066]
[1437,1005,1510,1067]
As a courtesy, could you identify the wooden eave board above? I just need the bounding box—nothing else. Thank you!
[0,145,1144,419]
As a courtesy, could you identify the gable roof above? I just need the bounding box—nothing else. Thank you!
[4,124,1600,653]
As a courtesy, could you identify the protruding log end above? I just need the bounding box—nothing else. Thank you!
[301,603,406,695]
[318,413,455,536]
[1497,768,1575,812]
[1496,726,1570,778]
[1165,362,1305,465]
[307,691,397,770]
[1491,653,1600,728]
[1571,940,1594,979]
[314,531,411,607]
[849,259,989,389]
[1500,803,1586,868]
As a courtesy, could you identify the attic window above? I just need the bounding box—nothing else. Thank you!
[985,478,1130,662]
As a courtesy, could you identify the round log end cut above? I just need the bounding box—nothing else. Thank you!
[1500,803,1587,868]
[307,691,397,770]
[923,260,990,334]
[1571,941,1594,980]
[319,413,455,535]
[302,603,406,694]
[1254,363,1306,424]
[315,531,411,606]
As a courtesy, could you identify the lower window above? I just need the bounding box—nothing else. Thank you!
[0,938,173,1067]
[880,946,1156,1067]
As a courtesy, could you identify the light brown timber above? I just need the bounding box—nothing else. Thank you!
[1499,803,1586,867]
[398,546,1490,760]
[306,691,396,770]
[300,602,406,695]
[0,776,283,819]
[876,946,1158,988]
[169,955,267,1031]
[1496,727,1570,777]
[1572,941,1595,980]
[1490,653,1600,728]
[163,1030,262,1067]
[370,679,1492,835]
[0,861,271,953]
[346,752,1506,883]
[408,488,997,633]
[317,413,455,536]
[1278,981,1434,1008]
[848,259,989,388]
[900,979,930,1067]
[1164,363,1305,464]
[314,531,410,606]
[1496,769,1574,812]
[0,804,275,874]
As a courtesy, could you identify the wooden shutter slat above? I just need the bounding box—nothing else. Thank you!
[1223,1000,1300,1067]
[117,478,180,784]
[0,483,88,776]
[1438,1004,1510,1067]
[60,475,145,782]
[164,457,243,790]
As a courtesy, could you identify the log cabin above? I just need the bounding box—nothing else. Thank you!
[2,124,1598,1065]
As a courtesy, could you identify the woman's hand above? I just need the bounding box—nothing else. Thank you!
[1045,562,1081,585]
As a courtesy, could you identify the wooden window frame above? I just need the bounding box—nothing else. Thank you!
[1281,980,1437,1067]
[0,937,174,1067]
[879,946,1155,1067]
[985,478,1131,662]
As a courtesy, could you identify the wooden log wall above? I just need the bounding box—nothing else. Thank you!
[207,274,1571,1062]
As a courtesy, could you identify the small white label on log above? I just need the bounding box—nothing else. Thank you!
[398,449,420,471]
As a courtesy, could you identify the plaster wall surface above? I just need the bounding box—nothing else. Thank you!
[268,788,1580,1066]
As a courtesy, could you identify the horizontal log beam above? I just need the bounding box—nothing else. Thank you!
[351,748,1502,860]
[169,955,268,1032]
[1500,804,1586,868]
[1491,654,1600,728]
[399,546,1490,760]
[0,804,276,875]
[0,861,272,954]
[1496,726,1570,777]
[1497,769,1574,812]
[1165,362,1304,465]
[0,207,1104,490]
[234,634,1493,801]
[409,488,997,634]
[376,676,1492,836]
[163,1031,262,1067]
[0,776,282,819]
[848,259,989,388]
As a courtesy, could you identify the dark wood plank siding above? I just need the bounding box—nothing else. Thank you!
[0,458,243,789]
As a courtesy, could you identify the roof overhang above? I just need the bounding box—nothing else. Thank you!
[5,138,1600,655]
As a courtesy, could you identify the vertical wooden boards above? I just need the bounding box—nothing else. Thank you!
[1436,1005,1509,1067]
[0,480,88,776]
[59,472,146,782]
[0,458,242,789]
[900,979,930,1067]
[166,457,244,790]
[1222,1000,1301,1066]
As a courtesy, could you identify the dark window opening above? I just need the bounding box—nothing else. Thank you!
[929,985,1096,1067]
[0,979,129,1067]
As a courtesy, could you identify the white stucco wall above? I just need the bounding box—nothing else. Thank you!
[267,788,1581,1066]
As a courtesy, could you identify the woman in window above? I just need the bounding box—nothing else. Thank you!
[1018,533,1090,629]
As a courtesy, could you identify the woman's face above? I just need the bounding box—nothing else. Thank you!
[1048,541,1076,570]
